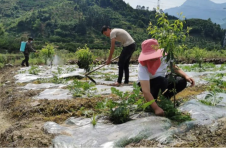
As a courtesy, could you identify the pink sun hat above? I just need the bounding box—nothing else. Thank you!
[138,39,163,62]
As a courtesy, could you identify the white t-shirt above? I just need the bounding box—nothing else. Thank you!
[110,28,135,47]
[138,57,169,80]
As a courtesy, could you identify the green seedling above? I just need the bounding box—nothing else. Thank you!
[91,113,97,127]
[68,79,96,98]
[29,66,40,75]
[199,91,223,106]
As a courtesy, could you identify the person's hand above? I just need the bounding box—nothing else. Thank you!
[185,76,195,87]
[154,107,164,116]
[106,59,111,65]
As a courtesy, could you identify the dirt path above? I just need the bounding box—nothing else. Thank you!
[0,111,11,134]
[0,66,14,134]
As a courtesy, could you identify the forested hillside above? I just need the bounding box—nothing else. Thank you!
[0,0,225,53]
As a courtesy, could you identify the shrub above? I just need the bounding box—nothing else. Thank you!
[29,66,40,75]
[76,45,93,72]
[40,43,55,65]
[0,54,7,64]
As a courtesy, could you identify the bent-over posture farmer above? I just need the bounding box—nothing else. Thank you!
[21,37,36,67]
[137,39,195,116]
[101,26,135,86]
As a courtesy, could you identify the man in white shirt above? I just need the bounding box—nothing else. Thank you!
[101,26,135,86]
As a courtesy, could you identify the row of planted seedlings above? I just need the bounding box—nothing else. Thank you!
[20,63,193,125]
[20,62,226,124]
[18,61,226,126]
[68,72,226,126]
[90,83,192,125]
[178,63,226,106]
[17,66,226,125]
[179,62,226,72]
[199,73,226,106]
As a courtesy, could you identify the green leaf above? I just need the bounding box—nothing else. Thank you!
[142,100,155,111]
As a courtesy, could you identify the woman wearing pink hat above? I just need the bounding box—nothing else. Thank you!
[137,39,195,116]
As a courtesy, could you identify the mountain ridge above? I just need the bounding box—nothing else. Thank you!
[164,0,226,28]
[0,0,225,52]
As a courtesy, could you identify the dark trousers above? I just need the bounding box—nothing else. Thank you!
[117,43,136,84]
[21,53,29,67]
[138,75,187,99]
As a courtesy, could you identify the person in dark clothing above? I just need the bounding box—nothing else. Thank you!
[21,37,36,67]
[137,74,188,100]
[137,39,195,116]
[101,26,136,86]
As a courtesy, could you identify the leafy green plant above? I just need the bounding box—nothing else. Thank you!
[57,66,64,75]
[148,12,191,107]
[51,75,66,84]
[95,83,154,124]
[103,73,117,81]
[205,73,226,93]
[199,91,223,106]
[40,43,55,65]
[110,106,130,124]
[157,95,192,123]
[28,66,40,75]
[94,82,192,124]
[68,79,96,97]
[219,64,226,71]
[76,45,93,72]
[191,47,206,68]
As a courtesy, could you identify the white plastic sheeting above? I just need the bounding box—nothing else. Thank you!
[179,93,226,125]
[44,116,171,148]
[20,83,66,90]
[44,93,226,146]
[155,94,226,143]
[34,89,73,100]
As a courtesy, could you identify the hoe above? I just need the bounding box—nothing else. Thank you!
[83,56,119,84]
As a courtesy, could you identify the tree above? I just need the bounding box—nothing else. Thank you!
[40,43,55,66]
[141,6,145,10]
[148,12,191,107]
[192,47,206,68]
[33,19,42,31]
[76,21,87,35]
[137,20,145,28]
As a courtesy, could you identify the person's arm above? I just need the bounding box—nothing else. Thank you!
[140,80,164,116]
[172,64,195,87]
[106,38,116,65]
[27,43,36,52]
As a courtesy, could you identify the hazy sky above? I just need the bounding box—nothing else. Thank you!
[123,0,226,10]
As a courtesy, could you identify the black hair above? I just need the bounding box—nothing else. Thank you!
[101,25,111,34]
[28,37,33,40]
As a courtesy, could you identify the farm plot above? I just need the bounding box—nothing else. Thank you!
[1,63,226,147]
